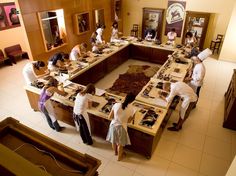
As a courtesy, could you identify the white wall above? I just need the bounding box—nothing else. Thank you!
[219,2,236,62]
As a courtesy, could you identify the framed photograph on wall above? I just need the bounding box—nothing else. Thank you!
[0,2,20,31]
[73,12,90,35]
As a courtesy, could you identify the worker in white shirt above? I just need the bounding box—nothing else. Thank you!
[70,43,88,61]
[167,28,177,45]
[96,24,106,44]
[185,48,212,97]
[161,81,198,131]
[23,61,49,85]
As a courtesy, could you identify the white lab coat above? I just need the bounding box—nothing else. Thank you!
[189,62,205,92]
[22,62,37,85]
[96,28,103,44]
[110,28,118,42]
[166,82,198,119]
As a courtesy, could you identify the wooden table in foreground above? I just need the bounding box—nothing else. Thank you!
[0,117,101,176]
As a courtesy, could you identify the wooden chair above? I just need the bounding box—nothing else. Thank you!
[0,49,12,65]
[210,34,223,54]
[4,44,29,64]
[130,24,139,37]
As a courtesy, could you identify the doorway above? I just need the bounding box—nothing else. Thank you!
[182,11,210,49]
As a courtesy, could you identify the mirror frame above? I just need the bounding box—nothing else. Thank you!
[37,9,67,52]
[94,8,105,28]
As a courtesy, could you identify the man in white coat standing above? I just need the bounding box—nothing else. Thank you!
[185,48,212,97]
[161,82,198,131]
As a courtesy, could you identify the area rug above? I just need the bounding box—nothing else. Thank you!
[106,65,160,97]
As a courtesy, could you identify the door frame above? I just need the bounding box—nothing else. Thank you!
[182,11,210,49]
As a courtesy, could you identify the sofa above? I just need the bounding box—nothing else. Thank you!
[4,44,29,64]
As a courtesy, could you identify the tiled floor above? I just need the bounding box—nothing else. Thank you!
[0,57,236,176]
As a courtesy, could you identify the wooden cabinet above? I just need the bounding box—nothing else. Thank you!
[130,44,173,64]
[142,8,164,41]
[130,45,152,61]
[150,47,173,64]
[71,47,129,85]
[88,113,110,139]
[223,69,236,130]
[25,89,40,111]
[0,118,100,176]
[182,11,210,49]
[51,100,74,126]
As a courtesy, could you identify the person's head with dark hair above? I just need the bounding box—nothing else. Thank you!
[80,83,96,96]
[122,93,135,110]
[50,53,63,65]
[112,21,118,29]
[34,61,45,70]
[185,31,193,38]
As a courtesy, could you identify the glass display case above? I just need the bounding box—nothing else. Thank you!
[142,8,164,41]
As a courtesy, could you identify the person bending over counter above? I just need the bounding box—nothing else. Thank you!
[161,82,198,131]
[38,77,67,132]
[73,84,96,145]
[70,43,88,61]
[23,61,49,85]
[48,52,69,71]
[106,93,136,161]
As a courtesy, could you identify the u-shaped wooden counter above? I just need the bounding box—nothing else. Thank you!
[24,40,192,158]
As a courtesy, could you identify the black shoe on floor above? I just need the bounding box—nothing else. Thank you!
[167,126,180,131]
[172,123,182,129]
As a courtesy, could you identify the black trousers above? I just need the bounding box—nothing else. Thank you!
[73,114,93,145]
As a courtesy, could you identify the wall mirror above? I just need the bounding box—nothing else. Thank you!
[94,9,105,28]
[38,9,67,51]
[74,11,90,35]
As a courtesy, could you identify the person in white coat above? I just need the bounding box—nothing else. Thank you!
[185,48,212,97]
[110,21,119,42]
[96,24,106,44]
[106,93,136,161]
[161,82,198,131]
[70,43,88,61]
[167,28,177,45]
[23,61,49,85]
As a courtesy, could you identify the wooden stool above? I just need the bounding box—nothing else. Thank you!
[130,24,139,37]
[210,34,223,54]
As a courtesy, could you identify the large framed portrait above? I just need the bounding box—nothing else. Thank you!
[0,2,20,31]
[73,12,90,35]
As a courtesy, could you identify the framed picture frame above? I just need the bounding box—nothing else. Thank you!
[0,2,20,31]
[74,12,90,35]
